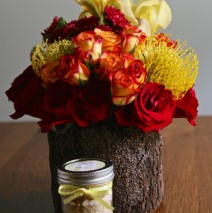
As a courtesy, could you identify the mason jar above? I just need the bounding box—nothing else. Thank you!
[57,158,114,213]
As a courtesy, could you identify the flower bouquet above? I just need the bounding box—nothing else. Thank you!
[6,0,199,212]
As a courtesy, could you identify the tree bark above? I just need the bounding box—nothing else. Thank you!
[48,124,164,213]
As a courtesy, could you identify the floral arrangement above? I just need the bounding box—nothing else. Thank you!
[6,0,199,133]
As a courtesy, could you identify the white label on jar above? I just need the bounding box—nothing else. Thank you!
[65,160,106,172]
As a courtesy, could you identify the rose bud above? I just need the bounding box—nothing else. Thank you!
[122,25,146,53]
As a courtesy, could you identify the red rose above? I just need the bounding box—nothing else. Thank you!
[71,76,112,126]
[174,88,198,126]
[115,82,176,132]
[5,66,45,119]
[39,80,74,132]
[43,80,73,114]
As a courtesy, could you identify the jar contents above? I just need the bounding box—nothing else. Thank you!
[60,188,113,213]
[57,158,114,213]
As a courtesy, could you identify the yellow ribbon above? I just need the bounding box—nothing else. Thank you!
[58,182,114,211]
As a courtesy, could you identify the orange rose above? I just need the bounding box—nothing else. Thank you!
[97,52,136,80]
[97,51,124,80]
[72,31,102,63]
[100,51,124,71]
[121,52,136,69]
[110,69,140,105]
[56,54,90,86]
[122,25,146,53]
[94,28,121,51]
[40,62,59,87]
[127,60,147,84]
[72,31,95,51]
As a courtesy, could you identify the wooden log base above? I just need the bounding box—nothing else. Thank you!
[48,124,164,213]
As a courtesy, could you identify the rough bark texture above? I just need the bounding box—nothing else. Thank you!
[48,124,164,213]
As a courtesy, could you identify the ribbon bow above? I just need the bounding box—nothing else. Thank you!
[58,182,114,210]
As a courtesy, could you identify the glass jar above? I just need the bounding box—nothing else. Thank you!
[57,158,114,213]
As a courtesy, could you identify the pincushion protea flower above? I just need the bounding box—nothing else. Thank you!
[134,35,198,100]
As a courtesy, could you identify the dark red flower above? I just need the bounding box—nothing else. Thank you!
[5,66,45,119]
[115,82,176,132]
[71,76,112,126]
[104,6,130,34]
[76,16,100,34]
[56,16,100,41]
[38,80,74,132]
[61,16,100,39]
[174,88,198,126]
[43,16,60,34]
[43,80,73,115]
[62,20,77,38]
[41,17,67,43]
[96,24,112,32]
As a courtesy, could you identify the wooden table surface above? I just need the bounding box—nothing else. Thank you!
[0,116,211,213]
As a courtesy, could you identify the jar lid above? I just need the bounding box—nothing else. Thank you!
[57,158,114,186]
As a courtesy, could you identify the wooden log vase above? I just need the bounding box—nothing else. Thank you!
[47,124,164,213]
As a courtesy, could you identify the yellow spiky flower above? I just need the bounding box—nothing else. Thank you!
[134,35,199,99]
[31,39,74,76]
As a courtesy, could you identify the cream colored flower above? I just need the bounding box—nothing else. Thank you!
[138,18,152,36]
[75,0,121,19]
[133,0,172,34]
[75,0,172,34]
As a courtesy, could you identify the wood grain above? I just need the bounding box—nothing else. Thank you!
[154,117,212,213]
[0,117,211,213]
[0,122,54,212]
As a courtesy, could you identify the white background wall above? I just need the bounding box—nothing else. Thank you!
[0,0,211,121]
